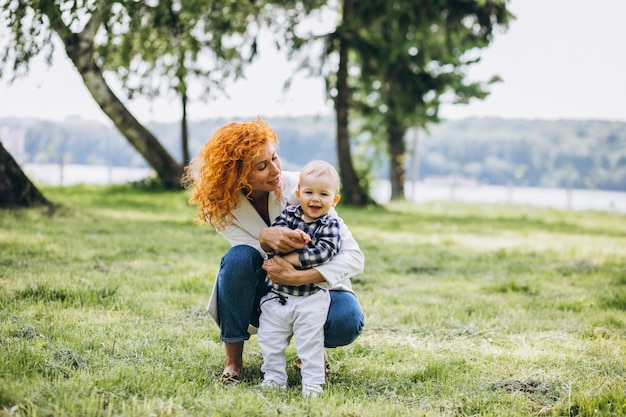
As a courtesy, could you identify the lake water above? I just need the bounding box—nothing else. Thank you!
[23,163,626,213]
[23,163,153,186]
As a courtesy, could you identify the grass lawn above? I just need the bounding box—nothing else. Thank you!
[1,184,625,416]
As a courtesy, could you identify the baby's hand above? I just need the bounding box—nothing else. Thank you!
[294,228,311,244]
[263,258,277,268]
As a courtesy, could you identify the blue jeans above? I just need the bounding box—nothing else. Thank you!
[216,245,364,348]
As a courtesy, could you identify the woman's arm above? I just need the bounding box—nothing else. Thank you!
[313,222,364,288]
[263,255,326,285]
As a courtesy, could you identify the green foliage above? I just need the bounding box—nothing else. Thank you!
[332,0,513,199]
[97,0,262,103]
[1,185,625,416]
[0,0,318,106]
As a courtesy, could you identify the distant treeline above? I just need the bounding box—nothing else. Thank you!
[2,116,625,191]
[420,118,626,191]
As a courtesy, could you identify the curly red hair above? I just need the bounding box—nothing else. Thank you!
[184,117,280,230]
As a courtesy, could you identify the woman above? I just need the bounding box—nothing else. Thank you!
[185,117,364,385]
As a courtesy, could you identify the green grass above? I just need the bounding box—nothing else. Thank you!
[1,184,625,416]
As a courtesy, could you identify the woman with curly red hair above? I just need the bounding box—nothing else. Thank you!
[185,117,364,386]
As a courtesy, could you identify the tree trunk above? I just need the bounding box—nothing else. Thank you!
[0,143,53,209]
[408,126,420,201]
[181,91,190,166]
[387,116,407,200]
[335,0,368,206]
[47,7,184,189]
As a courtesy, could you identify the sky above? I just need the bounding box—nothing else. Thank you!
[1,0,625,125]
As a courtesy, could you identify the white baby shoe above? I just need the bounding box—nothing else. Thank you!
[302,384,323,398]
[259,379,287,390]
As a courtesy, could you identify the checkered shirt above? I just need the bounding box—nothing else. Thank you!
[266,204,342,296]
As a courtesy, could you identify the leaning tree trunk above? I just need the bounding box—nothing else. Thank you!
[46,6,184,189]
[0,143,53,209]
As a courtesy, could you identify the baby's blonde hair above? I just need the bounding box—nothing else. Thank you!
[299,160,340,193]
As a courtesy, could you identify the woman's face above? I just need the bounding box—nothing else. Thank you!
[247,143,282,194]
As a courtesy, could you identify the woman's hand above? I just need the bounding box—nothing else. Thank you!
[263,256,324,286]
[259,226,310,253]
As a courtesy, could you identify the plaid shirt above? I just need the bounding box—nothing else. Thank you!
[266,204,342,296]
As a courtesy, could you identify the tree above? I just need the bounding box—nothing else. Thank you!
[281,0,372,205]
[0,0,282,192]
[0,143,52,209]
[331,0,371,205]
[351,0,512,200]
[279,0,510,204]
[1,0,340,199]
[1,1,184,188]
[98,0,260,167]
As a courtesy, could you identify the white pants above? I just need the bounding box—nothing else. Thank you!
[258,289,330,387]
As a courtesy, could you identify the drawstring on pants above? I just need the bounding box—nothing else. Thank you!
[260,289,288,306]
